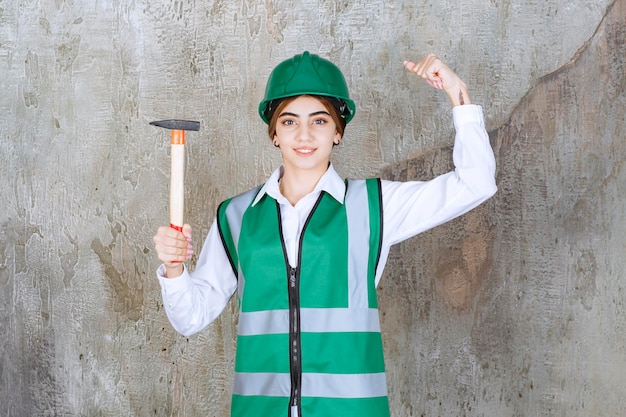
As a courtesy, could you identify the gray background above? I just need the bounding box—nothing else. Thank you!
[1,0,624,416]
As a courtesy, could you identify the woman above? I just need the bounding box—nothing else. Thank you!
[153,51,496,417]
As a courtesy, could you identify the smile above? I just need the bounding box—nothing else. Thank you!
[295,148,315,155]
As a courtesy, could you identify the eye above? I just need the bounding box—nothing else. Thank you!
[313,118,327,125]
[280,119,296,126]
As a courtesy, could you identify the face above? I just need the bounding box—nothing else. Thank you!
[273,95,342,176]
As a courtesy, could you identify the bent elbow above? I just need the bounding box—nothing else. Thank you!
[465,177,497,210]
[165,312,210,337]
[485,181,498,200]
[172,322,205,338]
[478,179,498,204]
[173,321,197,337]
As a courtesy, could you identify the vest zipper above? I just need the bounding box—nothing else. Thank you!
[277,194,325,417]
[288,265,301,417]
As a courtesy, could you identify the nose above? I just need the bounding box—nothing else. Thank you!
[297,123,311,141]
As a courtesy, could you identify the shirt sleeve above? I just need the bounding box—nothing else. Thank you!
[379,104,497,267]
[156,218,238,336]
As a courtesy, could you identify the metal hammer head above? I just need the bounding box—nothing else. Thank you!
[150,119,200,131]
[151,119,200,145]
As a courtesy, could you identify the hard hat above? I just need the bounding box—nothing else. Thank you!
[258,51,356,124]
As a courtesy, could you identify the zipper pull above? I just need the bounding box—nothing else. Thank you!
[289,266,297,288]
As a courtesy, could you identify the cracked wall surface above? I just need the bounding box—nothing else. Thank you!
[0,0,624,416]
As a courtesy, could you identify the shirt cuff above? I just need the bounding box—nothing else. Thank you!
[156,264,192,293]
[452,104,484,129]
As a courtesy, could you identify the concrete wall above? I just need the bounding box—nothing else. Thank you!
[0,0,623,416]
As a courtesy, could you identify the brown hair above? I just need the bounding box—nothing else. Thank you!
[267,95,347,140]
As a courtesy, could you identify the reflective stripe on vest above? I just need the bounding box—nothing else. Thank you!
[217,178,388,417]
[233,371,388,398]
[237,307,381,335]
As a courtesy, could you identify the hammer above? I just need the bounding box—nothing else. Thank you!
[150,119,200,232]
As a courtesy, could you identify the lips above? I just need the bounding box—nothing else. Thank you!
[294,147,315,156]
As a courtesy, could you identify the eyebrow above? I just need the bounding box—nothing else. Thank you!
[278,110,331,118]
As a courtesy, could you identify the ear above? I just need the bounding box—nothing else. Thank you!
[333,131,342,145]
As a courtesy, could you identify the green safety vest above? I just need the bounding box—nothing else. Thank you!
[217,178,389,417]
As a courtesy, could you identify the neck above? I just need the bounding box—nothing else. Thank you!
[280,164,328,206]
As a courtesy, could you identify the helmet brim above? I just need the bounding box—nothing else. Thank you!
[258,93,356,124]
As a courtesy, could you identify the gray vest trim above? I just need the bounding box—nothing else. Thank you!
[233,371,388,398]
[223,186,261,252]
[344,179,371,309]
[238,307,381,335]
[222,186,261,294]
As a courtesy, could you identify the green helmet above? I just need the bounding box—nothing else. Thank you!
[258,51,356,124]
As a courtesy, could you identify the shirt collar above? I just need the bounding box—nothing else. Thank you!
[252,163,346,206]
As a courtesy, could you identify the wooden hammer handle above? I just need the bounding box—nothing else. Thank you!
[169,130,185,232]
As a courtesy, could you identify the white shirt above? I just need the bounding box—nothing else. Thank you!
[157,104,497,336]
